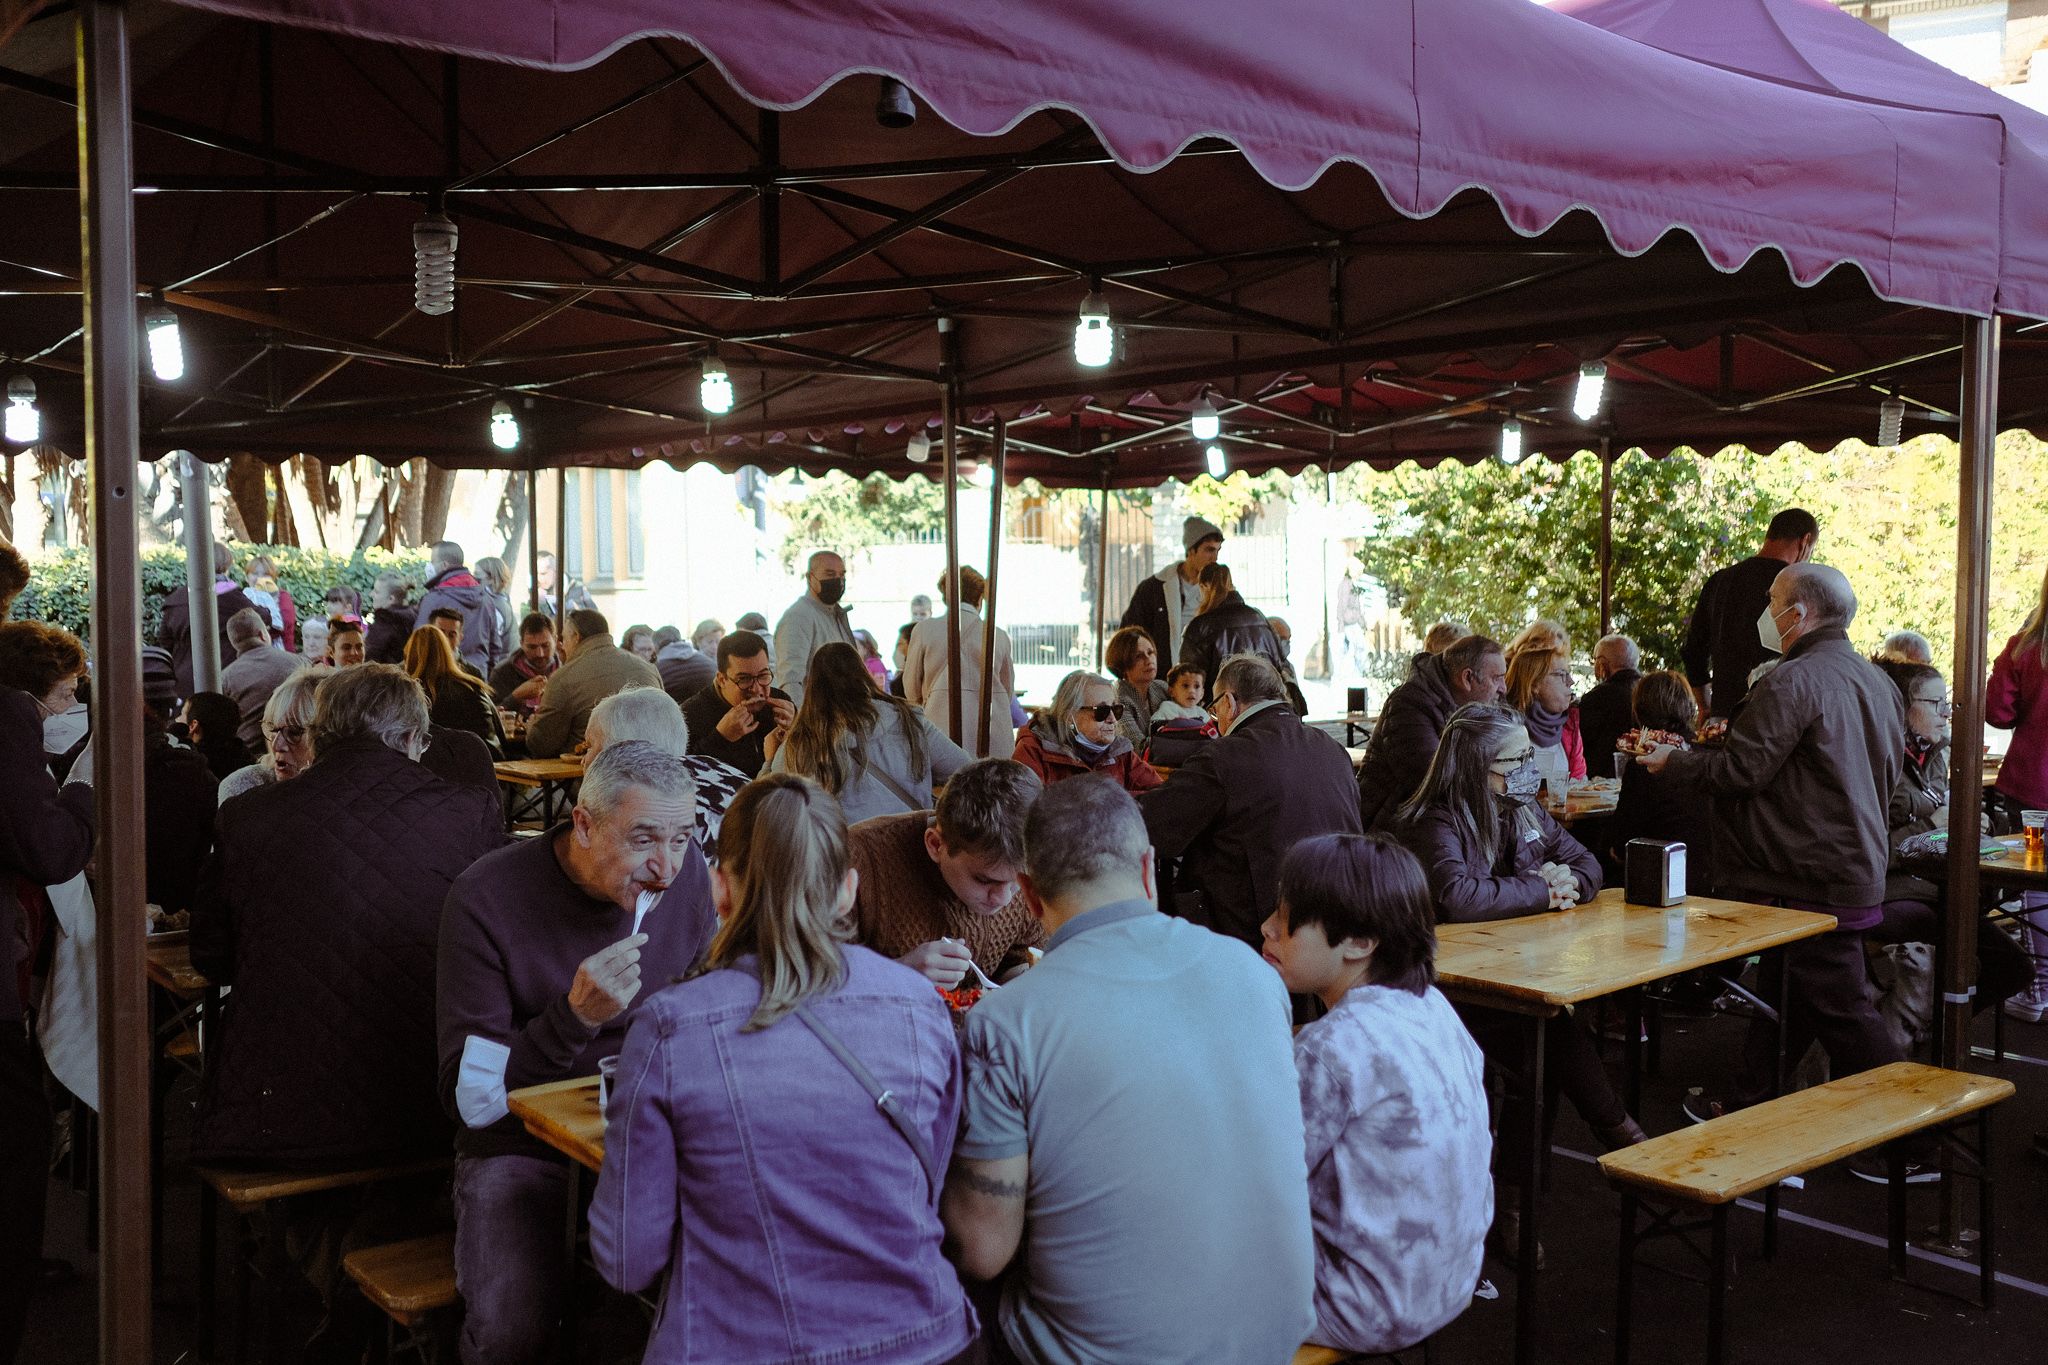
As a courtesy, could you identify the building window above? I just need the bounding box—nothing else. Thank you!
[626,470,646,576]
[563,471,582,576]
[593,468,615,581]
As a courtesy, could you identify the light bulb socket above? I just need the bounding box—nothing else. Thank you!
[1877,397,1906,447]
[875,78,917,129]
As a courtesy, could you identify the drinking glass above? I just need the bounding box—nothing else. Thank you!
[2023,810,2047,859]
[597,1054,621,1116]
[1612,753,1630,781]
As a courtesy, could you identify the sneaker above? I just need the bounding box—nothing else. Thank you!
[1682,1088,1740,1125]
[1847,1152,1942,1185]
[2002,991,2048,1024]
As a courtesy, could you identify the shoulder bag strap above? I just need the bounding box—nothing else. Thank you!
[791,1001,941,1191]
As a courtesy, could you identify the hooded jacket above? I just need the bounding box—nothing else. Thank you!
[655,639,716,703]
[417,565,501,677]
[366,602,417,665]
[1355,653,1460,830]
[1121,564,1202,668]
[1012,712,1163,795]
[160,577,261,696]
[1176,590,1291,686]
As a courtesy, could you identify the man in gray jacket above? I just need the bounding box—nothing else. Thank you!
[525,610,662,758]
[1644,564,1907,1141]
[219,607,302,748]
[773,549,855,707]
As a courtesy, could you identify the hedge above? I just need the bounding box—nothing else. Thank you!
[12,544,433,646]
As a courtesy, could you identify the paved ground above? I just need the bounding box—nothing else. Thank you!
[22,995,2048,1364]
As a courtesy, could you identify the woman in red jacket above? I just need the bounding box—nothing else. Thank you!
[1011,669,1163,795]
[1989,570,2048,1018]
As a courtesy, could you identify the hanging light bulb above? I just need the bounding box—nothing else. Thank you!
[489,401,520,451]
[968,461,994,489]
[4,375,37,445]
[1572,361,1606,422]
[1498,418,1524,465]
[1204,443,1228,479]
[700,353,734,416]
[1190,392,1220,441]
[412,212,458,316]
[786,469,810,502]
[144,304,185,382]
[905,430,932,463]
[1074,288,1113,368]
[1877,397,1905,447]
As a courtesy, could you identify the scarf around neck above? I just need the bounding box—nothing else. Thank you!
[1523,699,1567,748]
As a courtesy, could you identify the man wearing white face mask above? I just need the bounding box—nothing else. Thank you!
[1644,564,1909,1150]
[1680,508,1819,720]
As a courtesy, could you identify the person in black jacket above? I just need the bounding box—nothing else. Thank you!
[178,691,253,784]
[1679,507,1817,719]
[1176,564,1301,712]
[159,541,260,697]
[140,647,219,915]
[1576,635,1643,775]
[1395,701,1643,1265]
[1355,634,1506,830]
[1605,670,1717,894]
[405,626,505,757]
[192,663,501,1168]
[1139,653,1361,948]
[1120,515,1224,666]
[0,619,95,1362]
[365,572,418,665]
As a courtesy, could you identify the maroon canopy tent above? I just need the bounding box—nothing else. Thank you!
[0,0,2021,1356]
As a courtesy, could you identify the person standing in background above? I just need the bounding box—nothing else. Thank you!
[1681,508,1818,719]
[773,550,856,708]
[1120,516,1224,667]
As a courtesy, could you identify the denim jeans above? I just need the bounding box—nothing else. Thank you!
[453,1154,570,1365]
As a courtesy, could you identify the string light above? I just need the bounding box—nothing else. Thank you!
[1205,443,1228,479]
[906,430,932,463]
[1190,393,1220,441]
[145,304,184,382]
[1572,361,1606,422]
[700,353,734,416]
[412,213,458,316]
[4,375,37,445]
[1074,288,1113,368]
[1877,397,1905,447]
[489,401,520,451]
[1498,418,1524,465]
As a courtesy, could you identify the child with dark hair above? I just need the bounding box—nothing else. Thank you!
[1151,663,1210,724]
[1260,833,1491,1355]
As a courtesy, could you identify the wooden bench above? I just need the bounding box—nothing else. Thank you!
[344,1231,458,1362]
[1599,1062,2013,1365]
[1291,1341,1434,1364]
[194,1157,452,1365]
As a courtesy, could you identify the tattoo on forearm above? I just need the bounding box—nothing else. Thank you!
[962,1169,1026,1199]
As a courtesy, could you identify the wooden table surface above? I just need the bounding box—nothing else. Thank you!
[1905,831,2048,892]
[493,756,585,787]
[1435,889,1836,1014]
[145,931,210,997]
[507,1075,605,1171]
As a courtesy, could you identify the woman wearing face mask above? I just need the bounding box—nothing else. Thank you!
[1395,701,1641,1266]
[1012,669,1163,794]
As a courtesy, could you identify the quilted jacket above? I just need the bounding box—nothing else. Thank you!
[189,737,504,1167]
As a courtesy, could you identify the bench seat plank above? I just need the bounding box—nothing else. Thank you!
[1599,1062,2013,1206]
[342,1231,458,1326]
[196,1156,450,1211]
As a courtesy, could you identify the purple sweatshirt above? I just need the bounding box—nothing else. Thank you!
[436,824,717,1162]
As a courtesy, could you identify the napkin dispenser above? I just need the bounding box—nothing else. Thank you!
[1624,839,1686,907]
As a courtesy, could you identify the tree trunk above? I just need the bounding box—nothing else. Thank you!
[268,461,299,547]
[498,471,529,566]
[223,455,268,542]
[418,463,456,547]
[0,451,14,545]
[392,460,425,547]
[282,456,327,550]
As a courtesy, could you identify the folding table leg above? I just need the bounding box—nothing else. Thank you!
[1887,1147,1908,1280]
[1763,1185,1779,1259]
[1623,987,1645,1117]
[1613,1193,1638,1365]
[1514,1014,1547,1365]
[261,1202,290,1365]
[196,1182,217,1358]
[1706,1205,1729,1365]
[555,1164,582,1365]
[1979,1111,1997,1309]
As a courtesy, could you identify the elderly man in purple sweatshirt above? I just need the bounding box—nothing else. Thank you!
[436,741,717,1365]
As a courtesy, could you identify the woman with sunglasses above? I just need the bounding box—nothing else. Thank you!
[1394,701,1641,1267]
[1012,669,1163,794]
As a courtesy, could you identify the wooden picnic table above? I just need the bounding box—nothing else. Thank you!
[507,1075,605,1172]
[145,930,210,998]
[1435,888,1836,1365]
[494,755,584,828]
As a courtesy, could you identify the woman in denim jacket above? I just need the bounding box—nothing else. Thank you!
[589,773,979,1365]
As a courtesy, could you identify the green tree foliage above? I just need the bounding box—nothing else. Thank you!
[777,473,951,569]
[12,543,431,645]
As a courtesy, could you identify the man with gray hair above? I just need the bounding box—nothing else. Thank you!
[943,775,1314,1363]
[219,605,300,748]
[437,739,715,1365]
[584,686,747,859]
[1877,629,1933,666]
[417,539,502,678]
[1644,563,1909,1147]
[773,548,856,707]
[1140,653,1362,947]
[190,663,501,1175]
[1576,633,1644,769]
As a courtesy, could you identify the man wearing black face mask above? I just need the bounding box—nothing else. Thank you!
[773,549,855,708]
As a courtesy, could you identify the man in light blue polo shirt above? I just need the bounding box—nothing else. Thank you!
[941,775,1314,1365]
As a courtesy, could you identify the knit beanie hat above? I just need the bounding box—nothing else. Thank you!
[1182,516,1225,553]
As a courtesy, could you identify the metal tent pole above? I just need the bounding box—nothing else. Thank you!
[1093,462,1112,667]
[1936,315,1998,1247]
[178,450,222,689]
[555,466,568,638]
[940,318,963,745]
[1598,437,1615,638]
[79,3,152,1358]
[526,464,540,613]
[977,417,1008,757]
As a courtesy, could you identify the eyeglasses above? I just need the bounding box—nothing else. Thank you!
[263,723,308,745]
[1912,694,1953,715]
[1205,694,1235,715]
[725,667,775,689]
[1076,702,1124,722]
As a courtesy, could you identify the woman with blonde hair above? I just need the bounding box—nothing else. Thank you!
[589,772,978,1365]
[771,642,971,823]
[219,665,331,802]
[1503,627,1584,785]
[403,626,503,755]
[901,564,1018,759]
[1176,563,1296,708]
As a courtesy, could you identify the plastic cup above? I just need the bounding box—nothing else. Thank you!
[597,1055,621,1115]
[1612,753,1630,781]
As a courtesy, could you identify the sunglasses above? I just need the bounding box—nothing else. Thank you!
[1077,702,1124,722]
